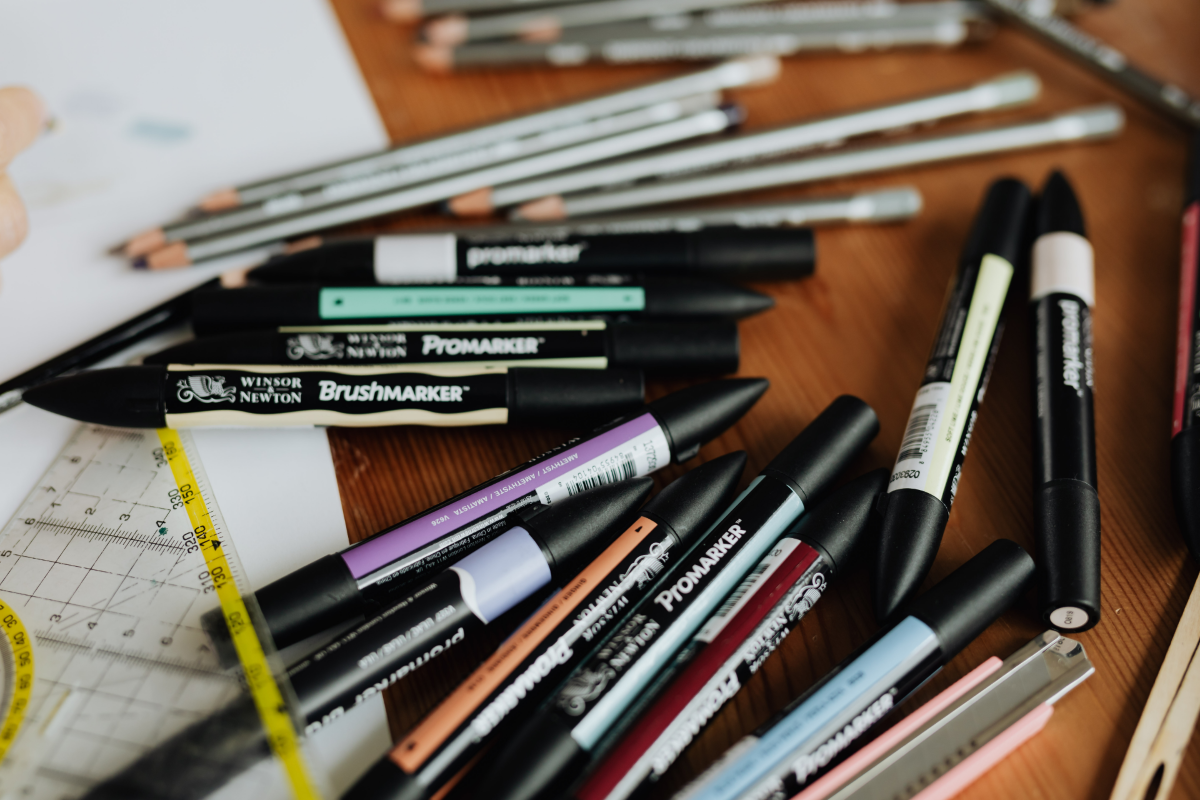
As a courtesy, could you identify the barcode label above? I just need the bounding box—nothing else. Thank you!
[565,454,636,496]
[896,404,937,462]
[888,382,950,495]
[694,539,801,643]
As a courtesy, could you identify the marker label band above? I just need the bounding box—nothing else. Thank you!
[374,234,458,284]
[279,328,606,367]
[1173,202,1200,434]
[317,287,647,320]
[889,253,1013,500]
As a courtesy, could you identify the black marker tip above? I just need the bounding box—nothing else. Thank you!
[641,450,747,541]
[476,712,585,800]
[873,488,950,622]
[1036,171,1086,238]
[797,467,887,576]
[23,366,166,428]
[648,378,769,463]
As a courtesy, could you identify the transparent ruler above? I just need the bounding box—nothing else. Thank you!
[0,424,314,799]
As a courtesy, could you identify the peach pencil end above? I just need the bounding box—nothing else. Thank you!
[414,44,455,75]
[144,242,192,270]
[123,227,167,258]
[220,268,250,288]
[423,14,469,46]
[518,17,562,42]
[448,187,494,217]
[380,0,423,22]
[514,195,566,222]
[283,236,324,255]
[198,187,241,212]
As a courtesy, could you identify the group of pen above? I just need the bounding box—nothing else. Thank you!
[65,151,1105,800]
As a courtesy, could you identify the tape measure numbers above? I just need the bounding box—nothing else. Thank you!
[157,429,320,800]
[0,598,33,765]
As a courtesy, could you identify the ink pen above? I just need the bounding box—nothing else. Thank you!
[346,452,748,800]
[23,365,644,430]
[81,477,653,800]
[190,281,775,335]
[144,321,741,376]
[671,539,1035,800]
[467,395,881,800]
[876,178,1030,620]
[203,378,768,653]
[574,468,888,800]
[1172,133,1200,560]
[1030,171,1100,631]
[239,227,813,284]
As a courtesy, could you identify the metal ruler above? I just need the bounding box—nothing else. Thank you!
[0,424,316,799]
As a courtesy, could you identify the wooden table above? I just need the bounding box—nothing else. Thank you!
[321,1,1200,797]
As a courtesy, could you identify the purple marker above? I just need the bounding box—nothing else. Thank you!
[203,378,768,657]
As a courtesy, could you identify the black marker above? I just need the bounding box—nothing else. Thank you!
[190,280,774,335]
[22,365,643,430]
[242,227,815,284]
[204,378,768,653]
[1030,171,1100,631]
[1172,134,1200,561]
[144,320,740,376]
[876,178,1030,620]
[80,477,653,800]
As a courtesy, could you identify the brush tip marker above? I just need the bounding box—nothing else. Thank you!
[875,178,1031,622]
[1173,134,1200,562]
[22,364,646,430]
[1030,170,1100,632]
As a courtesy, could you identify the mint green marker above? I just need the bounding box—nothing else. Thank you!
[192,281,773,335]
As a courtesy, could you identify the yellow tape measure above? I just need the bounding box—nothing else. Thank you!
[0,598,33,765]
[158,429,320,800]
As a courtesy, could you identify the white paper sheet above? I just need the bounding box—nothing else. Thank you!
[0,0,394,795]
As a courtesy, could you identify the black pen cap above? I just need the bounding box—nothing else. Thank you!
[792,468,887,575]
[145,331,278,365]
[24,366,166,428]
[249,239,376,283]
[642,279,774,320]
[506,368,644,427]
[1035,171,1086,238]
[761,395,880,506]
[646,378,769,462]
[641,451,747,544]
[193,285,318,334]
[903,539,1034,658]
[607,321,740,375]
[518,477,654,580]
[960,178,1032,268]
[692,227,816,280]
[1188,130,1200,206]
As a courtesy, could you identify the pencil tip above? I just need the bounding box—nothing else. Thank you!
[380,0,422,22]
[124,228,167,258]
[198,188,240,213]
[423,14,468,46]
[448,187,494,217]
[414,44,454,74]
[131,256,148,269]
[220,268,250,288]
[517,16,562,42]
[514,195,566,222]
[144,242,192,270]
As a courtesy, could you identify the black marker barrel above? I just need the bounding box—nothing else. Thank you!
[144,321,740,376]
[79,478,653,800]
[244,227,815,284]
[206,378,768,653]
[189,281,774,335]
[22,365,644,430]
[1030,171,1100,631]
[1172,133,1200,562]
[875,178,1030,621]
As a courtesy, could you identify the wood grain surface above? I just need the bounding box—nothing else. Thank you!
[320,1,1200,797]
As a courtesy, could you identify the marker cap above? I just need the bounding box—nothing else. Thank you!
[608,321,739,375]
[1034,171,1086,238]
[761,395,880,505]
[506,368,644,426]
[1036,480,1101,631]
[24,365,166,428]
[646,377,769,462]
[1171,430,1200,563]
[960,178,1032,269]
[519,476,654,581]
[145,332,277,365]
[904,539,1034,658]
[1188,130,1200,206]
[793,468,887,576]
[640,450,748,544]
[691,227,815,280]
[642,279,774,320]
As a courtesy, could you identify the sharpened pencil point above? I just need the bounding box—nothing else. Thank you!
[423,14,468,45]
[131,256,148,270]
[124,227,167,258]
[380,0,422,22]
[219,268,250,288]
[414,44,454,75]
[198,187,240,213]
[518,16,562,42]
[283,235,324,254]
[514,195,566,221]
[448,187,494,217]
[145,242,192,270]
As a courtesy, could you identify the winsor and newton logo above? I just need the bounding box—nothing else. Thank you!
[238,376,303,404]
[422,334,540,357]
[465,241,586,269]
[317,381,467,403]
[654,523,747,612]
[176,375,236,403]
[286,333,345,361]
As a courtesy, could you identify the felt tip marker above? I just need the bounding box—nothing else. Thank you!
[671,539,1035,800]
[190,281,775,336]
[1172,133,1200,561]
[469,395,881,800]
[144,320,741,376]
[240,227,815,284]
[875,178,1031,621]
[346,451,748,800]
[22,364,644,430]
[1030,171,1100,631]
[203,378,769,654]
[81,478,653,800]
[575,468,888,800]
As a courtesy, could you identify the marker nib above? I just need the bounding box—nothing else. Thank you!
[873,489,950,622]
